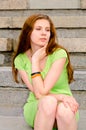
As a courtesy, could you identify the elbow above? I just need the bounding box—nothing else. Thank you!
[35,92,46,99]
[34,91,43,99]
[40,88,49,95]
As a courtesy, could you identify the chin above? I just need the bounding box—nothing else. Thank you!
[40,42,48,46]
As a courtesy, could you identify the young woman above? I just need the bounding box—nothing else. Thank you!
[12,14,79,130]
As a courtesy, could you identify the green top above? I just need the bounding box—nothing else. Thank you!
[14,48,72,101]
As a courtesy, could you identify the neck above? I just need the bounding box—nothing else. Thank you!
[30,44,42,55]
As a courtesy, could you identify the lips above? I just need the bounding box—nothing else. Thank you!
[40,38,47,42]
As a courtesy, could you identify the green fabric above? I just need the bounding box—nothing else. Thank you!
[14,48,79,127]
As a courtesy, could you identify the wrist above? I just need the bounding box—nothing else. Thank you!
[31,72,41,78]
[32,56,39,63]
[32,60,40,72]
[32,65,40,72]
[57,94,64,101]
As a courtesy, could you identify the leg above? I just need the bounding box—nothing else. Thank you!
[56,103,78,130]
[34,95,57,130]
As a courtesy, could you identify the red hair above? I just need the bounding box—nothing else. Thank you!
[12,14,74,83]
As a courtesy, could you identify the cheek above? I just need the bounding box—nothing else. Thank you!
[47,33,50,41]
[30,32,37,42]
[30,33,40,45]
[48,31,50,37]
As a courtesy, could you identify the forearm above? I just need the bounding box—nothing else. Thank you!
[25,82,34,92]
[31,59,46,97]
[18,70,34,92]
[49,93,64,102]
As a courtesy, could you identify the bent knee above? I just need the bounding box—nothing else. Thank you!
[56,102,75,124]
[38,95,57,116]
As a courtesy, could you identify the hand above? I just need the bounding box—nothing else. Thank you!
[49,93,79,114]
[32,45,47,62]
[61,95,79,114]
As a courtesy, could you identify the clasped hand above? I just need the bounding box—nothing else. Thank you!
[50,94,79,114]
[61,95,79,114]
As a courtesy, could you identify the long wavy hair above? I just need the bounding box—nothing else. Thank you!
[12,14,74,83]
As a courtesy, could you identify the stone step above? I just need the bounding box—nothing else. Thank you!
[0,87,85,116]
[0,67,86,90]
[0,115,32,130]
[0,37,86,52]
[0,67,86,116]
[0,0,86,10]
[0,0,81,10]
[0,110,86,130]
[0,38,86,53]
[0,89,85,130]
[0,10,86,17]
[0,16,86,29]
[0,87,27,116]
[13,38,86,53]
[0,53,86,69]
[0,29,86,40]
[0,68,86,129]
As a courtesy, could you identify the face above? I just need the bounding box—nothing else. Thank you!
[30,19,50,47]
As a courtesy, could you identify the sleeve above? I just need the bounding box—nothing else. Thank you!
[14,54,25,70]
[52,49,68,63]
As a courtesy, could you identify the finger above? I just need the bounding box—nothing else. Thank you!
[63,102,68,108]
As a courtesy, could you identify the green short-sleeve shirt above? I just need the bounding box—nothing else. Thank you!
[14,48,72,96]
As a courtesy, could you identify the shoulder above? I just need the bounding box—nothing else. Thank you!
[48,48,68,65]
[14,53,25,62]
[54,48,67,56]
[51,48,67,59]
[14,53,26,70]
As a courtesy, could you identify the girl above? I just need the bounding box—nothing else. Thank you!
[12,14,79,130]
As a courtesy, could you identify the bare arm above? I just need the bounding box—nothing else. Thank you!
[16,46,79,113]
[18,65,79,113]
[31,56,66,97]
[31,54,79,113]
[18,70,34,92]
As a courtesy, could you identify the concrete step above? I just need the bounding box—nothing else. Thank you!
[0,53,86,69]
[0,89,86,130]
[0,67,86,116]
[0,87,86,116]
[0,37,86,53]
[0,67,86,89]
[0,110,86,130]
[0,29,86,40]
[0,0,81,10]
[0,16,86,29]
[0,115,32,130]
[0,67,86,129]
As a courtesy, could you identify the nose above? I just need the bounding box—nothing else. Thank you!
[41,29,46,35]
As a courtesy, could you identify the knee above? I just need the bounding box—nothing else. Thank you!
[56,103,75,125]
[38,95,57,116]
